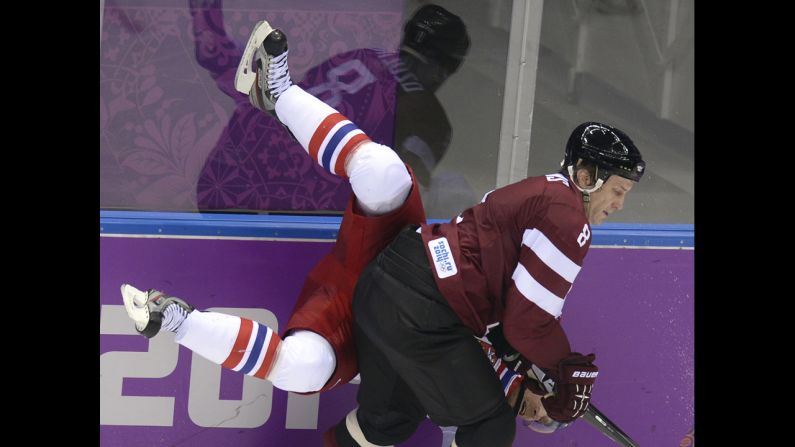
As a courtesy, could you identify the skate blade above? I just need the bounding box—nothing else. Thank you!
[234,20,274,94]
[120,283,149,332]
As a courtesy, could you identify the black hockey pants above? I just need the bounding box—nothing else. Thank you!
[343,226,515,447]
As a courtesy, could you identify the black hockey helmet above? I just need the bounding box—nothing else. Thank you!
[402,4,470,74]
[562,122,646,183]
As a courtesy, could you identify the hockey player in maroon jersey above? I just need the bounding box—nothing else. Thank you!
[328,80,647,447]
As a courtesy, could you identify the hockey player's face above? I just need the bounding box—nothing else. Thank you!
[588,176,634,225]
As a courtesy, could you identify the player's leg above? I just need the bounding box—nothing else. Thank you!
[350,230,517,446]
[323,318,425,447]
[236,22,411,216]
[120,284,334,393]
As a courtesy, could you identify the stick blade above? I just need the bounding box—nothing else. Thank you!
[582,404,641,447]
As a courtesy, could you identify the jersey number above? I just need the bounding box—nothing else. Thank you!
[307,60,376,108]
[545,173,569,187]
[577,224,591,247]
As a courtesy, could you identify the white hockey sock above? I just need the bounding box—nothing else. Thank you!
[274,85,411,215]
[275,85,371,177]
[175,311,282,379]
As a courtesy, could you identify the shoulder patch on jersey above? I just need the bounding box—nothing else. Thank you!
[428,237,458,279]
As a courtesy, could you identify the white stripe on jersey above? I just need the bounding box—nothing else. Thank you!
[522,228,581,282]
[512,263,565,318]
[504,374,520,395]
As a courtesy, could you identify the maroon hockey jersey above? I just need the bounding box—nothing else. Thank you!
[285,169,426,392]
[419,172,592,370]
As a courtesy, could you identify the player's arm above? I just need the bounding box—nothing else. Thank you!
[498,201,599,424]
[479,332,598,433]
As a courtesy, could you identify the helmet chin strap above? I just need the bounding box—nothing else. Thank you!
[567,165,604,195]
[568,165,603,222]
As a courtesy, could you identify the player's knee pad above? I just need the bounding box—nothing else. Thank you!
[268,330,336,393]
[347,142,412,216]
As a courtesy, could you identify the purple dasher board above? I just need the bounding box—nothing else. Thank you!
[101,235,694,446]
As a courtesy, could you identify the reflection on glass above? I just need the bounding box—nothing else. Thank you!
[100,0,483,218]
[190,1,403,213]
[392,4,475,219]
[100,0,404,213]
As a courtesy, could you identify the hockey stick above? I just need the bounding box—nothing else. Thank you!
[436,404,640,447]
[525,362,641,446]
[582,403,640,447]
[484,329,641,446]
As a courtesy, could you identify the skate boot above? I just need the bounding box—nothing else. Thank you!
[120,284,195,338]
[234,20,292,114]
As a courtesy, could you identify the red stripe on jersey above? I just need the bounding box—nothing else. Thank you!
[221,318,253,369]
[309,113,346,162]
[253,332,282,379]
[505,375,522,397]
[520,248,572,299]
[333,134,371,177]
